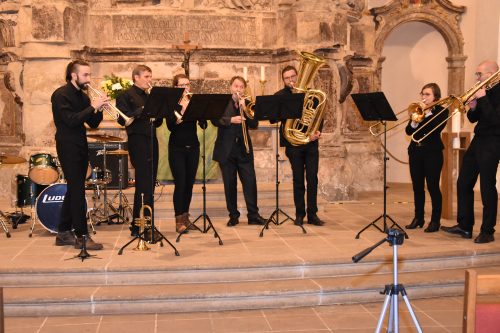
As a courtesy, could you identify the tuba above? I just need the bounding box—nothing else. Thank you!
[283,51,327,146]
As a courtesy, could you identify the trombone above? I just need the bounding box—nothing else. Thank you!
[236,92,254,154]
[410,68,500,144]
[86,84,134,127]
[368,100,428,136]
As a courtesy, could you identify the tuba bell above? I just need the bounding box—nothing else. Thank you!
[283,51,327,146]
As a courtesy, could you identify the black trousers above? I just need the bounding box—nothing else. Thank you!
[128,134,158,220]
[169,144,199,216]
[457,136,500,234]
[285,142,319,218]
[408,148,443,223]
[56,142,89,236]
[219,140,259,219]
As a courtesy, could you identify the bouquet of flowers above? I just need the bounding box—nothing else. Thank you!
[100,74,133,100]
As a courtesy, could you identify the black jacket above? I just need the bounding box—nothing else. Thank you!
[467,83,500,137]
[116,85,163,136]
[405,105,448,152]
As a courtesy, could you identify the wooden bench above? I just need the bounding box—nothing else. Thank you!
[464,269,500,332]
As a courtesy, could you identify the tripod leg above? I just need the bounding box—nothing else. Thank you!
[0,211,11,238]
[375,292,392,333]
[355,214,385,239]
[386,215,408,239]
[29,206,36,237]
[401,291,423,333]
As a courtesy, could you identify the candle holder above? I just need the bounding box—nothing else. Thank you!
[259,79,267,96]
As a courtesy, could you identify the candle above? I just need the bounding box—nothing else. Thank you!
[260,66,265,81]
[243,66,248,81]
[452,112,461,133]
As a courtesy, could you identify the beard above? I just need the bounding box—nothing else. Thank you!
[77,80,88,90]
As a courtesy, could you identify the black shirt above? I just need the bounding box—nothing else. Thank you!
[51,82,102,145]
[467,83,500,137]
[405,105,448,152]
[165,104,202,147]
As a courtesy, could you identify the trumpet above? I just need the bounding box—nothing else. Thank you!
[86,84,134,127]
[134,197,152,251]
[175,91,193,123]
[411,68,500,144]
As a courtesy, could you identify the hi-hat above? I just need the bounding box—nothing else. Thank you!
[87,134,123,142]
[97,149,129,156]
[0,155,27,164]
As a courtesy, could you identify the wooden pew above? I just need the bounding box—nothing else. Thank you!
[464,269,500,332]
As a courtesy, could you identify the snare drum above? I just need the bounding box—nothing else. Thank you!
[35,183,87,233]
[85,167,112,185]
[28,153,59,185]
[16,175,47,207]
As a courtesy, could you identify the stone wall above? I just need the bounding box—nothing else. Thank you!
[0,0,385,204]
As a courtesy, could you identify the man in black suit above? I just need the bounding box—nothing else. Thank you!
[116,65,163,236]
[212,76,266,227]
[51,60,108,250]
[442,60,500,243]
[275,66,325,227]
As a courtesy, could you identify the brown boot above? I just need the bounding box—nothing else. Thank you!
[183,212,197,230]
[176,215,188,233]
[74,235,103,250]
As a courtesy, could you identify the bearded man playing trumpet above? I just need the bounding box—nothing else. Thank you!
[51,60,108,250]
[212,76,266,227]
[404,83,448,233]
[166,74,206,233]
[116,65,163,236]
[442,60,500,244]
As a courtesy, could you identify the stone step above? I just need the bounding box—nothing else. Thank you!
[3,251,500,316]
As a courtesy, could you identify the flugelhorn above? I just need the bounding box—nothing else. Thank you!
[410,68,500,144]
[175,91,193,123]
[86,84,134,127]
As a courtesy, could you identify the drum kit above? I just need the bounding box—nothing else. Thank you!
[0,133,132,238]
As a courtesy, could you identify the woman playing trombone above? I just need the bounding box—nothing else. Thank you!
[166,74,206,233]
[405,83,448,232]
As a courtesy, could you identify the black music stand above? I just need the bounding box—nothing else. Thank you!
[254,93,306,237]
[351,92,406,239]
[118,87,183,256]
[176,93,232,245]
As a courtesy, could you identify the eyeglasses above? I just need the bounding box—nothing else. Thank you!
[177,83,191,88]
[475,72,491,78]
[283,74,297,81]
[419,92,432,96]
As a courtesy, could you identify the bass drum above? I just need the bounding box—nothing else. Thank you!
[16,175,47,207]
[35,183,87,233]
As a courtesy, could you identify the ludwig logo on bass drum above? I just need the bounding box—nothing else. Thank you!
[41,194,65,203]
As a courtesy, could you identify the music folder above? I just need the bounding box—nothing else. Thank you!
[181,94,232,121]
[254,93,305,121]
[351,92,397,121]
[142,87,184,119]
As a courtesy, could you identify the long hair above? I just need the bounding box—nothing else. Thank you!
[65,60,90,82]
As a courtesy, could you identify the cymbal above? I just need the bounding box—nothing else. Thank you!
[87,134,123,142]
[0,155,27,164]
[97,149,129,156]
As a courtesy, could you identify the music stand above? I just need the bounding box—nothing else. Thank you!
[351,92,406,239]
[176,93,232,245]
[254,93,307,237]
[118,87,183,256]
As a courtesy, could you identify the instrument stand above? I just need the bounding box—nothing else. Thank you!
[0,211,11,238]
[260,123,304,237]
[67,235,100,262]
[352,229,422,333]
[177,124,223,245]
[350,92,405,239]
[118,116,179,256]
[355,121,405,238]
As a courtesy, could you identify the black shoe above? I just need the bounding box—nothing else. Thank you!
[227,217,239,227]
[75,235,103,250]
[248,215,266,225]
[143,229,162,242]
[474,233,494,244]
[405,218,425,229]
[294,215,305,226]
[424,222,440,233]
[129,224,140,237]
[307,215,325,226]
[55,230,76,246]
[440,224,472,239]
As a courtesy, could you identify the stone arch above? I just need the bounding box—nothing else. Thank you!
[371,0,467,95]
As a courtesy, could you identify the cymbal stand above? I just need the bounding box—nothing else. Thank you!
[260,123,305,237]
[108,154,131,223]
[0,210,11,238]
[176,123,223,245]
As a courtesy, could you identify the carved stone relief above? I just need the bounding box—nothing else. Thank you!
[32,5,63,40]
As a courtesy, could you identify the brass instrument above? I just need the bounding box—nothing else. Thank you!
[236,92,254,154]
[86,84,134,127]
[411,68,500,144]
[175,91,193,123]
[134,198,152,251]
[146,82,153,95]
[369,100,428,136]
[283,51,327,145]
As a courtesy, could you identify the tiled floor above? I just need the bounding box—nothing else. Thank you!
[4,297,463,332]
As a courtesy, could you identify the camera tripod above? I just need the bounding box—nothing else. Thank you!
[352,229,422,333]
